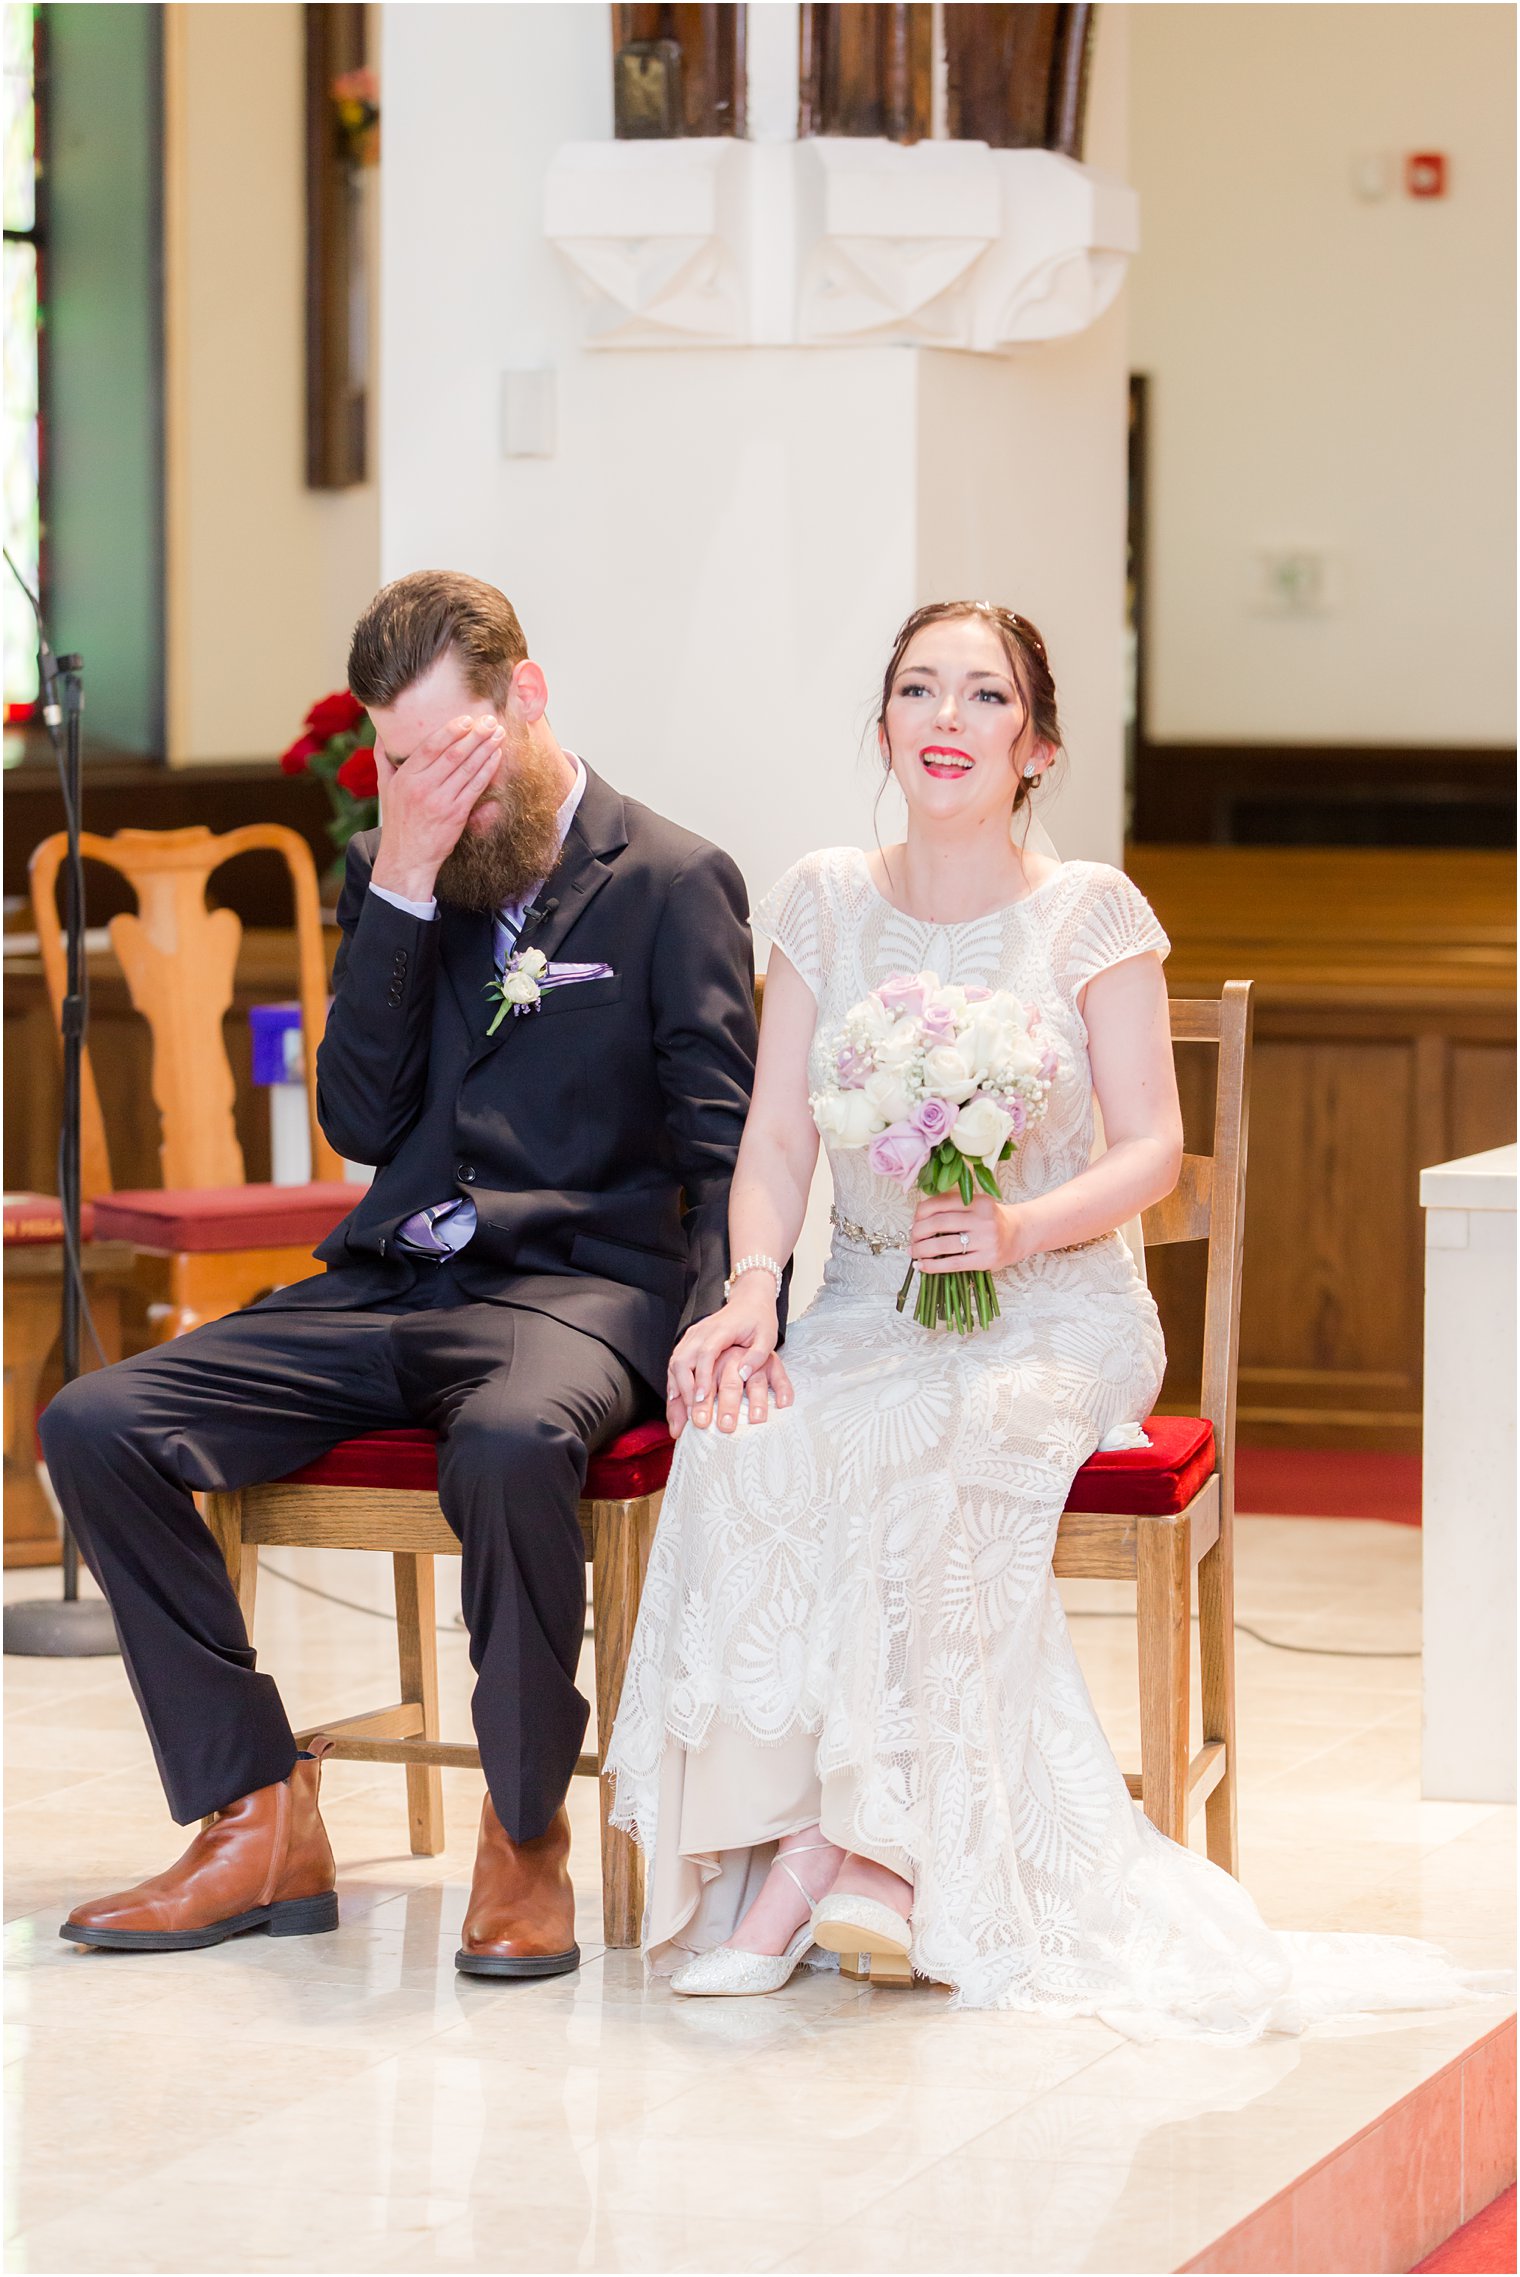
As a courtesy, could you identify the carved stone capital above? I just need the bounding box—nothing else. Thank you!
[544,139,1138,354]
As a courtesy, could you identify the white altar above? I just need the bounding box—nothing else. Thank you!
[1419,1144,1517,1803]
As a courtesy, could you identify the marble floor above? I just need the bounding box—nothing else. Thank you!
[4,1517,1514,2275]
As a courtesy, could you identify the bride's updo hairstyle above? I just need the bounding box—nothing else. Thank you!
[877,599,1063,822]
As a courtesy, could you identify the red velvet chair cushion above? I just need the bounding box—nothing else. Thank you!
[1063,1415,1216,1516]
[280,1417,677,1504]
[274,1415,1210,1515]
[3,1193,96,1245]
[90,1182,356,1252]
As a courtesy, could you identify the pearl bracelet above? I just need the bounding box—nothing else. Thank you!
[724,1253,784,1302]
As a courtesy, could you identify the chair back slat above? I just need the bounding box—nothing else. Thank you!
[1165,999,1225,1043]
[1139,1151,1212,1248]
[1196,983,1253,1489]
[29,824,343,1194]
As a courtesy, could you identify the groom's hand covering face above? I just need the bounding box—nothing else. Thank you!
[368,670,507,904]
[367,648,567,913]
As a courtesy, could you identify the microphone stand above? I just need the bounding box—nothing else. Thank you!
[4,569,119,1655]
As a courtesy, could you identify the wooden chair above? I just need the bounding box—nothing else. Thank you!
[1053,981,1254,1873]
[204,1422,671,1948]
[29,826,358,1340]
[203,984,1252,1946]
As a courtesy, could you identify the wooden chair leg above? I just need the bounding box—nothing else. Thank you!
[204,1486,259,1629]
[393,1552,445,1857]
[4,1278,62,1568]
[202,1488,260,1830]
[590,1489,661,1949]
[1197,1524,1240,1876]
[1136,1512,1191,1845]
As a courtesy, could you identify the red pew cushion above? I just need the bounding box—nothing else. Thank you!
[3,1193,96,1245]
[280,1417,677,1504]
[274,1415,1209,1516]
[91,1182,356,1253]
[1063,1415,1216,1516]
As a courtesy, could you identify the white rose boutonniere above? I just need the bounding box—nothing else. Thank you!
[484,946,615,1033]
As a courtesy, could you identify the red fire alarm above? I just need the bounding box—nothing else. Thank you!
[1406,152,1447,198]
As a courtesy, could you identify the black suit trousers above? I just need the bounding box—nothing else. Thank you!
[38,1274,644,1840]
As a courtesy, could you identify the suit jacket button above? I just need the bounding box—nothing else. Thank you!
[393,952,408,972]
[378,1237,387,1256]
[457,1162,475,1183]
[387,984,404,1005]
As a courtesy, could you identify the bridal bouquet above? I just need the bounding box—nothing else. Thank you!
[812,972,1057,1334]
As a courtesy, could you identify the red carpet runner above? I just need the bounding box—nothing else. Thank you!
[1414,2185,1517,2274]
[1234,1446,1423,1526]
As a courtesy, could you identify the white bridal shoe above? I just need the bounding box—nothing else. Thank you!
[809,1893,915,1986]
[669,1842,836,1998]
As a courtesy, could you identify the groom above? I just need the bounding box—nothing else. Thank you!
[41,570,759,1977]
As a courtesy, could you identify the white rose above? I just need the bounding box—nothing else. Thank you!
[961,1010,1016,1080]
[852,994,895,1042]
[922,1043,979,1104]
[501,971,541,1004]
[997,1035,1043,1082]
[874,1026,922,1072]
[952,1095,1015,1163]
[864,1068,914,1124]
[516,947,549,978]
[813,1088,883,1149]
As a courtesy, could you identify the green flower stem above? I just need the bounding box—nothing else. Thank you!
[898,1262,999,1336]
[890,1135,1015,1335]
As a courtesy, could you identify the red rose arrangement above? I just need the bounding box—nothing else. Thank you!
[281,689,379,882]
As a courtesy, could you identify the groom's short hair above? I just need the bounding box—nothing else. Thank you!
[347,571,529,710]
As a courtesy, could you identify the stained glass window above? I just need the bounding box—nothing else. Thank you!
[4,1,41,722]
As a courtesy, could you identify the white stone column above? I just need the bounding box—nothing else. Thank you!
[1419,1144,1517,1803]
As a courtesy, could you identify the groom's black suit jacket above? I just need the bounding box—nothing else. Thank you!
[262,763,760,1396]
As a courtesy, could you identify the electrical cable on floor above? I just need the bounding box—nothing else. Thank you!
[258,1560,465,1637]
[1065,1609,1421,1659]
[257,1560,1422,1658]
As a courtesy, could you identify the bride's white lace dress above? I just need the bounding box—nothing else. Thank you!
[606,847,1490,2039]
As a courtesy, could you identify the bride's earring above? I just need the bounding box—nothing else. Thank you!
[1023,766,1040,781]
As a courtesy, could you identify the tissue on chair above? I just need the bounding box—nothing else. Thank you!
[1096,1421,1152,1453]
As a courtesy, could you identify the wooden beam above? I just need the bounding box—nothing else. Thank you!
[304,4,367,489]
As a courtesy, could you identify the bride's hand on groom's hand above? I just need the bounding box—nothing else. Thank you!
[666,1291,790,1438]
[910,1191,1026,1272]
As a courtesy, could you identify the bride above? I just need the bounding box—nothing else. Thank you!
[605,600,1484,2038]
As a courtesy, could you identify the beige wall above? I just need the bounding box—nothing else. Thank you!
[1128,3,1516,746]
[163,4,379,765]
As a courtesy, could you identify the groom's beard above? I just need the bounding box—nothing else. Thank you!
[435,743,566,914]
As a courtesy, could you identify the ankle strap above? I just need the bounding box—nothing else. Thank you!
[773,1840,835,1909]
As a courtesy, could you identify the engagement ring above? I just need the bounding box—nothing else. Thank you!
[959,1230,970,1254]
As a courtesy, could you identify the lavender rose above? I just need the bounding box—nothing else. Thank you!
[867,1119,933,1188]
[877,973,929,1018]
[911,1096,957,1143]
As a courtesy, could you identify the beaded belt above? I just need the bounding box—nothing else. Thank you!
[830,1206,1108,1260]
[830,1208,906,1255]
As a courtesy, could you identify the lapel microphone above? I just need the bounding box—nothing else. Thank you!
[522,897,559,933]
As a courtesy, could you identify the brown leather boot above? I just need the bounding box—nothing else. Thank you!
[60,1746,338,1952]
[456,1795,579,1979]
